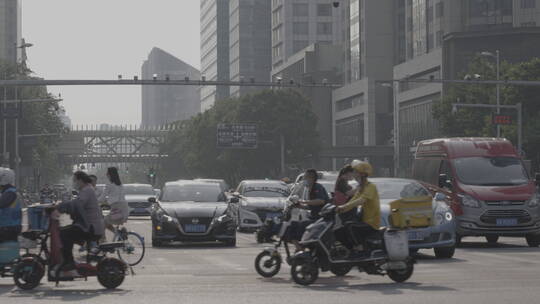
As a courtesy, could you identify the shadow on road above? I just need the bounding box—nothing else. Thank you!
[152,242,234,250]
[257,277,456,294]
[412,253,467,264]
[457,240,539,252]
[2,284,130,301]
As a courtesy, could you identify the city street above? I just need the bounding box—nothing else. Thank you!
[1,217,540,304]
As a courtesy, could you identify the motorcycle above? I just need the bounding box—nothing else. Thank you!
[11,204,129,290]
[289,204,415,286]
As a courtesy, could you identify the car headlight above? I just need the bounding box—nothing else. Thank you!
[162,214,175,223]
[459,194,481,208]
[154,207,175,223]
[528,193,539,208]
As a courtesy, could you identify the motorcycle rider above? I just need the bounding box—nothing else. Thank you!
[56,171,105,272]
[333,164,358,250]
[0,167,21,242]
[336,161,381,257]
[289,169,329,251]
[40,184,54,203]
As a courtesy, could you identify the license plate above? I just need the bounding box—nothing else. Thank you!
[266,212,281,220]
[184,224,206,233]
[496,218,518,226]
[407,231,424,241]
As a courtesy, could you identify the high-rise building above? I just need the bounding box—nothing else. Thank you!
[270,0,344,73]
[229,0,272,98]
[141,47,200,127]
[0,0,21,65]
[394,0,540,175]
[331,0,396,175]
[200,0,230,111]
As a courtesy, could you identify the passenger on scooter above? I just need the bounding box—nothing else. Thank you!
[336,161,381,257]
[289,169,329,251]
[332,165,359,250]
[56,171,105,271]
[0,167,20,242]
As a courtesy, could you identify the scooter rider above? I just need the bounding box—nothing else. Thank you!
[56,171,105,272]
[0,167,21,242]
[336,161,381,256]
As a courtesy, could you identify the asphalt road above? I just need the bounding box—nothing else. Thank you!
[1,217,540,304]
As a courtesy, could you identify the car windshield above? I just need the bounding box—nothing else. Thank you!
[453,157,529,186]
[161,184,225,202]
[123,185,155,195]
[371,180,430,201]
[243,186,289,198]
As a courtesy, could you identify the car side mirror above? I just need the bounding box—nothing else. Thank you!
[438,174,452,190]
[148,197,157,204]
[229,197,239,204]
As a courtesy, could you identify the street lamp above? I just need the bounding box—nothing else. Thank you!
[480,50,501,137]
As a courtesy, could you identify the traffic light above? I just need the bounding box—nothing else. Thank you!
[148,168,156,185]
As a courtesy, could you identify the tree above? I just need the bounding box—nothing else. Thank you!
[433,57,540,170]
[161,89,321,186]
[0,61,69,188]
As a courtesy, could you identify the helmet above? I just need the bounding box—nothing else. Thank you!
[0,167,15,186]
[352,161,373,177]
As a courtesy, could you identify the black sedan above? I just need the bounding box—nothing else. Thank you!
[151,180,237,247]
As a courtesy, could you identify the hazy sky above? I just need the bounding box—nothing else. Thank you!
[22,0,200,126]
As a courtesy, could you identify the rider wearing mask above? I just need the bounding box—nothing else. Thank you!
[0,168,20,242]
[57,171,105,270]
[289,169,329,251]
[337,161,381,255]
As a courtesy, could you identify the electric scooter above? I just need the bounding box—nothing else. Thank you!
[12,204,129,290]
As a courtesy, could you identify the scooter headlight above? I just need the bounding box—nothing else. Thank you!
[528,193,539,208]
[434,211,453,225]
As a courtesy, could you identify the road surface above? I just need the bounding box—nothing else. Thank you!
[1,217,539,304]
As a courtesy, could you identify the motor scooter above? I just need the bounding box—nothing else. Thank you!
[12,204,129,290]
[289,204,415,286]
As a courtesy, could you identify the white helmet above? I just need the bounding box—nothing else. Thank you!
[0,167,15,186]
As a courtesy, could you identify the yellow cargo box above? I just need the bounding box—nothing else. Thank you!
[389,196,433,228]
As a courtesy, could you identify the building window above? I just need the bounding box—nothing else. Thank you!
[293,3,309,16]
[336,95,364,112]
[317,22,332,35]
[468,0,513,29]
[293,22,309,35]
[293,40,309,53]
[436,2,444,17]
[335,115,365,147]
[521,21,537,27]
[400,68,441,92]
[436,30,443,47]
[317,4,332,16]
[521,0,536,9]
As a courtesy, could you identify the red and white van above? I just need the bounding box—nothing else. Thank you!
[412,138,540,247]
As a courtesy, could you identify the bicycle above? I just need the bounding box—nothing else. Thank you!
[111,225,145,266]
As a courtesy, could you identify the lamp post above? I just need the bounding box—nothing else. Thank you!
[480,50,501,137]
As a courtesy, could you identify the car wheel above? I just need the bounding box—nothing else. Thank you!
[152,239,162,247]
[434,246,455,259]
[224,239,236,247]
[486,235,499,244]
[526,234,540,247]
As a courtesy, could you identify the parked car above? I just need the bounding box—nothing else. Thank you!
[413,137,540,247]
[229,180,290,232]
[151,180,236,247]
[371,178,457,258]
[124,183,157,216]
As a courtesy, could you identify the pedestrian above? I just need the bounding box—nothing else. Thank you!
[0,168,21,242]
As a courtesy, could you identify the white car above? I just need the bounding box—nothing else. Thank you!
[124,183,157,216]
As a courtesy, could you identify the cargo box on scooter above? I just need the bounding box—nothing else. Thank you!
[0,241,19,264]
[388,196,433,228]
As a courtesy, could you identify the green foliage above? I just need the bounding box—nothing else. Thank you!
[433,56,540,169]
[0,61,69,186]
[161,89,320,186]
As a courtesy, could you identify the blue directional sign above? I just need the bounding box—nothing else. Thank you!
[217,123,258,149]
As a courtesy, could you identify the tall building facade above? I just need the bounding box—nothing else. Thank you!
[200,0,230,111]
[331,0,395,175]
[0,0,21,65]
[141,47,201,127]
[394,0,540,175]
[229,0,272,98]
[270,0,344,73]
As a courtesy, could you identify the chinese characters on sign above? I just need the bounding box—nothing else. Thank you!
[492,114,513,126]
[216,123,258,149]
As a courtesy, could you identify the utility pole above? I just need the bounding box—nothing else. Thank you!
[280,135,285,177]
